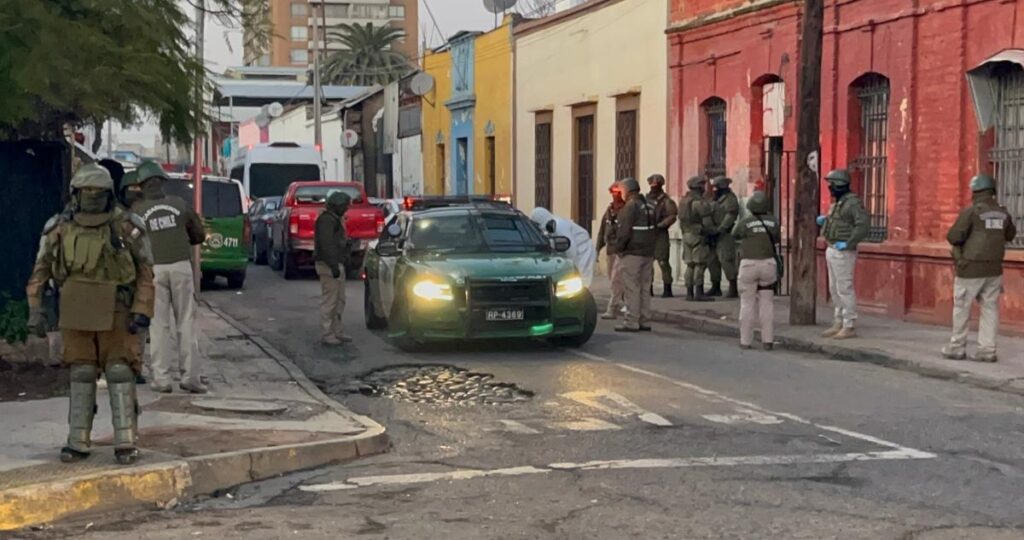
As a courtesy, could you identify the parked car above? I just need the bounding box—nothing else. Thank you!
[247,196,281,265]
[363,196,597,350]
[269,181,384,280]
[164,174,250,289]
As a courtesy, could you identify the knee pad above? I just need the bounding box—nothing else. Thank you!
[69,364,99,383]
[105,361,134,384]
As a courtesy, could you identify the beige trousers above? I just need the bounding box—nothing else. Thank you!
[604,254,626,315]
[949,275,1003,356]
[620,255,653,329]
[826,246,858,328]
[316,262,346,340]
[151,260,201,387]
[738,259,777,346]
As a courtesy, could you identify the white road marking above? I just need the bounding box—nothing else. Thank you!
[298,449,932,493]
[547,417,622,432]
[560,390,673,427]
[492,420,541,435]
[567,350,936,459]
[702,407,783,425]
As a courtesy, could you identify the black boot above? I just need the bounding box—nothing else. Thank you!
[662,283,674,298]
[693,286,715,303]
[726,279,739,299]
[649,284,655,296]
[707,283,723,297]
[686,285,695,301]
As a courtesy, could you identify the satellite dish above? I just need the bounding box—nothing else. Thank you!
[483,0,517,13]
[341,129,359,149]
[254,112,270,129]
[267,102,284,118]
[409,72,435,96]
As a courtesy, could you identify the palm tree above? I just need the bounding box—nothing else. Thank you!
[322,23,411,86]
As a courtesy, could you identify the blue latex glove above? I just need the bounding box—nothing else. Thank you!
[834,241,848,251]
[816,215,826,227]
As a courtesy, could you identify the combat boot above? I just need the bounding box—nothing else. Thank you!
[692,286,714,303]
[833,327,857,340]
[662,284,674,298]
[106,362,139,465]
[707,283,723,297]
[821,322,843,338]
[685,285,695,301]
[972,351,998,363]
[726,280,739,299]
[940,345,966,361]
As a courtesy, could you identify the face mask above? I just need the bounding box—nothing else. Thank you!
[142,180,163,199]
[829,185,848,199]
[78,191,110,214]
[649,184,664,194]
[123,189,143,206]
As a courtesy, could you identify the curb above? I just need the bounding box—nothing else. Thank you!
[0,304,388,532]
[597,294,1024,398]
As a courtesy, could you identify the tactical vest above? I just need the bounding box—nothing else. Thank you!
[134,195,193,264]
[823,193,857,243]
[630,198,656,246]
[963,202,1010,262]
[680,194,709,244]
[52,215,137,331]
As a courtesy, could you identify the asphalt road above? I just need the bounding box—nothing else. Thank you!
[22,266,1024,539]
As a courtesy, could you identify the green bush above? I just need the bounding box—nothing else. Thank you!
[0,294,29,344]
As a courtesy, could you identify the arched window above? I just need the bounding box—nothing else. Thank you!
[850,73,890,242]
[990,63,1024,248]
[702,97,727,179]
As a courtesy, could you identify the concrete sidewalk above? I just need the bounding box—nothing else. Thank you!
[591,277,1024,396]
[0,304,387,531]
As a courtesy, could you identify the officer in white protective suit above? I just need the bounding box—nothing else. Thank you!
[530,207,596,288]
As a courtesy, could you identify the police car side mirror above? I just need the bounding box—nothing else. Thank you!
[386,223,402,238]
[550,236,571,253]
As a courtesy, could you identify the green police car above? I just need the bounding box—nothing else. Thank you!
[363,197,598,349]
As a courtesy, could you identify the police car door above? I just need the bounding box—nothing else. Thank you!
[378,214,405,315]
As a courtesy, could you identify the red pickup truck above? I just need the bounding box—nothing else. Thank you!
[269,181,384,279]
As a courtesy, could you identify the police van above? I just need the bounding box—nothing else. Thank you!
[228,142,323,199]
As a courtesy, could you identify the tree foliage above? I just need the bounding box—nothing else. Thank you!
[0,0,269,143]
[322,23,411,87]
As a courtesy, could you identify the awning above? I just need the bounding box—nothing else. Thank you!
[967,49,1024,131]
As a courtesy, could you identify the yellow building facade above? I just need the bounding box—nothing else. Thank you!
[421,19,514,196]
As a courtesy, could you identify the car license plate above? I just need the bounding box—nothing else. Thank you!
[486,308,524,322]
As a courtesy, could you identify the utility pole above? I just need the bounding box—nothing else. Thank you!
[312,1,323,150]
[193,0,205,292]
[790,0,824,325]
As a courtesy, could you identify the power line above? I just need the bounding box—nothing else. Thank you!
[421,0,446,47]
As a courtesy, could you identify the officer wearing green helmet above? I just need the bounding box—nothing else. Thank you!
[314,190,353,345]
[119,170,144,209]
[708,175,741,298]
[817,168,869,339]
[942,174,1017,362]
[25,164,155,465]
[677,175,715,302]
[613,177,657,332]
[732,191,781,350]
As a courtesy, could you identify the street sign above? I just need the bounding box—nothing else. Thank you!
[341,129,359,149]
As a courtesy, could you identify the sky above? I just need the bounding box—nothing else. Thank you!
[113,0,500,150]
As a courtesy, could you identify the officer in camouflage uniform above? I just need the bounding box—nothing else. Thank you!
[817,169,869,339]
[596,182,627,319]
[707,176,740,298]
[647,174,678,298]
[26,164,154,465]
[613,178,657,332]
[677,176,715,302]
[942,174,1017,362]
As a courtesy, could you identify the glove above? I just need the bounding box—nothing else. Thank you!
[128,313,150,335]
[330,265,342,279]
[816,215,827,227]
[27,309,47,339]
[834,241,849,251]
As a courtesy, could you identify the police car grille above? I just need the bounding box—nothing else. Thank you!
[468,280,550,304]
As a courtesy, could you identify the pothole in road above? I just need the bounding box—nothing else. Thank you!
[334,364,533,406]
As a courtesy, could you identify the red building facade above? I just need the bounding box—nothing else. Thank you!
[667,0,1024,332]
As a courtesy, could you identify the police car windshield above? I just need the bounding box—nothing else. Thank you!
[407,212,547,253]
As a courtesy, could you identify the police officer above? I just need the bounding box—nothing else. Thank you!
[732,192,780,350]
[648,174,678,298]
[678,176,715,302]
[707,176,740,298]
[613,178,656,332]
[596,182,627,319]
[314,191,352,346]
[818,169,869,339]
[942,174,1017,362]
[119,170,144,209]
[132,161,207,393]
[26,164,154,465]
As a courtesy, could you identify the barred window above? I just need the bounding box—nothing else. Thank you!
[851,74,890,243]
[990,64,1024,248]
[702,97,727,179]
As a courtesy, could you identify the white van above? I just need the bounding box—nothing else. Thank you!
[229,142,323,199]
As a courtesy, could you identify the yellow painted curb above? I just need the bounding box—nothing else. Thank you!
[0,462,191,531]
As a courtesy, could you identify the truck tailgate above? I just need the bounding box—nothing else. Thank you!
[345,205,382,241]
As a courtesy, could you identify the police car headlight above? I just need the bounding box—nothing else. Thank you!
[412,279,454,302]
[555,276,584,298]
